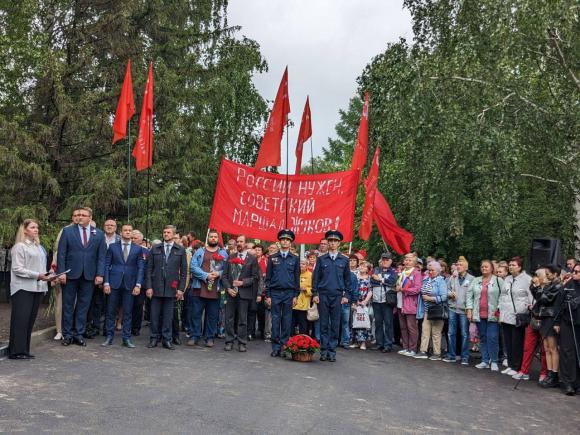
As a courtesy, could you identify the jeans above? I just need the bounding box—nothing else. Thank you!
[373,302,394,349]
[447,310,469,361]
[319,292,341,357]
[340,303,351,346]
[314,319,320,342]
[477,319,499,364]
[105,287,134,340]
[62,278,94,340]
[191,296,219,341]
[270,290,294,352]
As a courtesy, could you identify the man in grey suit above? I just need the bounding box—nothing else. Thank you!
[145,225,187,350]
[221,234,259,352]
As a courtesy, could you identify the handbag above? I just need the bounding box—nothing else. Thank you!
[385,289,398,307]
[530,316,542,331]
[307,302,319,321]
[352,305,371,329]
[509,279,530,328]
[427,303,448,321]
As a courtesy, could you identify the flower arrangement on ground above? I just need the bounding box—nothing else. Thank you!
[284,334,320,362]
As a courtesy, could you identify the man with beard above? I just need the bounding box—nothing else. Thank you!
[188,229,228,347]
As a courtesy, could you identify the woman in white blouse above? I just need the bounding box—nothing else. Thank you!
[8,219,53,359]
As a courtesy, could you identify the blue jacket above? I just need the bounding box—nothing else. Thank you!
[349,271,360,304]
[104,241,145,290]
[56,224,106,280]
[190,247,228,290]
[312,253,353,300]
[417,275,448,320]
[265,251,301,297]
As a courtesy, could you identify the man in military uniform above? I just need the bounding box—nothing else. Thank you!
[312,230,353,362]
[265,229,300,357]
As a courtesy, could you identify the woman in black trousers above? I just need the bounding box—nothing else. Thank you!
[556,264,580,395]
[8,219,53,360]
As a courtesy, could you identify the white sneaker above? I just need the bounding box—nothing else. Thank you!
[54,332,63,340]
[398,349,408,355]
[475,362,490,369]
[502,358,508,368]
[501,367,512,374]
[406,351,416,357]
[360,343,367,350]
[506,369,518,376]
[490,362,499,372]
[512,372,530,380]
[348,343,358,349]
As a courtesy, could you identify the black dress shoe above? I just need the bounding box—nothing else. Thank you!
[62,337,73,346]
[173,337,182,346]
[320,354,327,361]
[132,329,140,337]
[25,353,35,359]
[238,344,247,352]
[8,354,31,360]
[382,347,392,353]
[162,340,175,350]
[147,339,158,348]
[270,350,281,357]
[224,343,233,351]
[328,355,336,362]
[564,384,576,396]
[73,337,87,347]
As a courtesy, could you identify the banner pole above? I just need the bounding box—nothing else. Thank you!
[127,119,131,223]
[348,242,353,255]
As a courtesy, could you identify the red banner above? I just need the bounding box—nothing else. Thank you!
[209,159,359,244]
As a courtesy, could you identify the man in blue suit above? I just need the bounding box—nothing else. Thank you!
[57,207,107,346]
[102,224,145,348]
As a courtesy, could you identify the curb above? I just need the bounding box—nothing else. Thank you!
[0,326,56,358]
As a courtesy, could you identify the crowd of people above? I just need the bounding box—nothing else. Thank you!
[6,208,580,396]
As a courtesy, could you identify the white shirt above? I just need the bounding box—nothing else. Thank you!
[78,224,91,245]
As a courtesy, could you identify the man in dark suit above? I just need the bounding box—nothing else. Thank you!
[221,234,259,352]
[145,225,187,350]
[130,229,149,336]
[57,206,107,346]
[102,224,145,348]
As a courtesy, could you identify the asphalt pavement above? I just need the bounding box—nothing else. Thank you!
[0,331,578,434]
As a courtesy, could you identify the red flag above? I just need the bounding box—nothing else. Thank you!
[373,190,414,254]
[294,96,312,175]
[112,59,136,144]
[359,146,380,240]
[132,63,153,171]
[254,67,290,170]
[351,91,369,171]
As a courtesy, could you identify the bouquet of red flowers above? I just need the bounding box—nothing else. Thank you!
[284,334,320,355]
[229,257,245,265]
[207,252,225,291]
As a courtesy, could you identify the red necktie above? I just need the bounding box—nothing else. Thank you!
[82,227,88,247]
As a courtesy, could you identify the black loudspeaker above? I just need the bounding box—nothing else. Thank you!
[528,238,563,272]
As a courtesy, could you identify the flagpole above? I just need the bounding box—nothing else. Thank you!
[127,120,131,222]
[310,137,315,174]
[285,118,290,229]
[145,167,151,242]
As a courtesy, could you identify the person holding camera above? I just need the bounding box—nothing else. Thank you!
[554,263,580,395]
